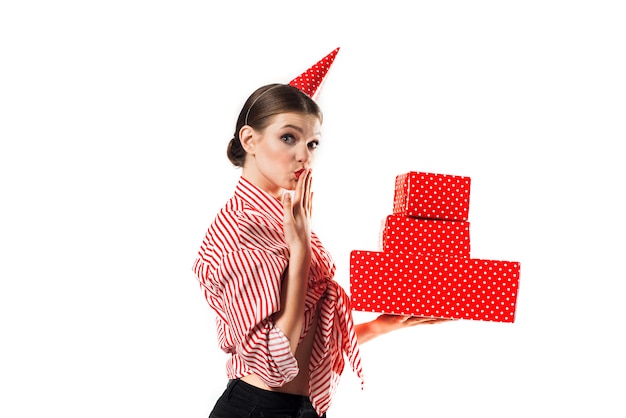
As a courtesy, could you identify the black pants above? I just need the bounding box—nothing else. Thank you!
[209,379,326,418]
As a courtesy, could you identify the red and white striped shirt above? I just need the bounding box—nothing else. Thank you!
[192,177,363,415]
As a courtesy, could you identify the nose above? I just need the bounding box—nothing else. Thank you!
[295,142,311,164]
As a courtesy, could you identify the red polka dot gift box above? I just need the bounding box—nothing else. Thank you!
[381,215,471,258]
[350,251,520,323]
[393,171,471,221]
[350,171,521,323]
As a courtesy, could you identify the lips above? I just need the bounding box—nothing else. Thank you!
[294,169,305,180]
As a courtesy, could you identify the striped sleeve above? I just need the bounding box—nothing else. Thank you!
[193,207,299,386]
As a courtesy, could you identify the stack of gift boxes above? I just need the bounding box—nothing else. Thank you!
[349,171,521,323]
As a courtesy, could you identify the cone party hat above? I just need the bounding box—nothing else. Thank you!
[289,47,340,100]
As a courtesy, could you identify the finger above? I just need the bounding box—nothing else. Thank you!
[415,317,450,325]
[293,168,309,208]
[406,316,439,325]
[298,169,313,211]
[303,170,313,215]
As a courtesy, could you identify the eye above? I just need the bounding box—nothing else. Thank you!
[308,140,320,150]
[281,134,296,144]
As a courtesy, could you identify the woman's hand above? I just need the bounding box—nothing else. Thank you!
[275,169,313,353]
[282,168,313,252]
[355,314,453,344]
[375,314,452,331]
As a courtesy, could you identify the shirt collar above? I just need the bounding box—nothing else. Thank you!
[234,176,284,223]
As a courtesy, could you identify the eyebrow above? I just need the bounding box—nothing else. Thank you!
[281,124,322,137]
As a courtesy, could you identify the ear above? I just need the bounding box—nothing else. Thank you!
[239,125,257,155]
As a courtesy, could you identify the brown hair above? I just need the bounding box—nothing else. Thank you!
[226,84,323,167]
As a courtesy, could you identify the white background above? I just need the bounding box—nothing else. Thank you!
[1,1,625,417]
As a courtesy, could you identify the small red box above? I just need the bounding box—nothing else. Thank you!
[382,215,471,258]
[349,250,520,323]
[393,172,471,221]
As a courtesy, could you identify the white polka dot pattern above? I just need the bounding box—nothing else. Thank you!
[382,215,470,258]
[393,172,471,221]
[289,47,340,100]
[349,251,520,323]
[350,170,521,323]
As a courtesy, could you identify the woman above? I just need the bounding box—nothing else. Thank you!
[193,61,447,418]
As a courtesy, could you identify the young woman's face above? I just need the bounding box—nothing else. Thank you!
[241,112,321,198]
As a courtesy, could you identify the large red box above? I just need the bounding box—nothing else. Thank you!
[381,215,471,258]
[393,172,471,221]
[349,250,520,323]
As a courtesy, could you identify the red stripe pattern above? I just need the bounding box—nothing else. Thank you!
[193,177,363,415]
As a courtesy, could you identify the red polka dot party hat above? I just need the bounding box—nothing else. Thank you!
[289,47,340,100]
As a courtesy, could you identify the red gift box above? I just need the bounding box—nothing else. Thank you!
[349,250,520,323]
[381,215,471,258]
[393,171,471,221]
